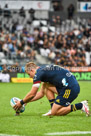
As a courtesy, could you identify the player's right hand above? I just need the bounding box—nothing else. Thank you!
[15,112,20,116]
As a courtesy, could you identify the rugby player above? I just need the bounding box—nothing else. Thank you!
[14,62,90,116]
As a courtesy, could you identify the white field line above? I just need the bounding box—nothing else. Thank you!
[0,134,21,136]
[45,131,91,135]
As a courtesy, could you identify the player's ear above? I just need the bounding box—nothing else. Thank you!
[31,69,34,73]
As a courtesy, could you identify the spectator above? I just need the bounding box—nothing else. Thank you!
[40,39,50,57]
[0,40,3,52]
[19,6,26,18]
[88,18,91,27]
[50,15,61,26]
[52,0,61,11]
[83,28,90,38]
[28,8,35,21]
[0,5,2,15]
[2,42,9,56]
[55,34,63,49]
[11,23,17,33]
[85,41,91,66]
[56,16,61,25]
[50,15,56,26]
[4,4,11,18]
[67,4,75,19]
[2,64,8,72]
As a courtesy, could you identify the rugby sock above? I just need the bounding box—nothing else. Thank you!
[49,99,55,108]
[71,103,83,112]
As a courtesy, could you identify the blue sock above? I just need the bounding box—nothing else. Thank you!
[71,103,83,112]
[49,99,55,108]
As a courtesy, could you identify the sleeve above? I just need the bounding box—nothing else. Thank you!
[32,72,41,88]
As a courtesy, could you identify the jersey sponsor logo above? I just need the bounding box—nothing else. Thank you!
[62,78,68,87]
[66,72,72,77]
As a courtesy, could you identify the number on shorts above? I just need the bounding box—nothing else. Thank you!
[63,89,71,99]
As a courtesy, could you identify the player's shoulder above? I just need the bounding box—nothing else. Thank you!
[36,65,50,72]
[35,66,45,74]
[39,64,68,72]
[33,66,44,79]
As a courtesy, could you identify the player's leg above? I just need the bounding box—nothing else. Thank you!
[51,84,90,116]
[51,101,89,116]
[51,84,81,116]
[51,102,84,116]
[45,83,58,108]
[42,83,89,116]
[45,89,55,108]
[51,103,71,116]
[45,83,58,94]
[42,83,57,116]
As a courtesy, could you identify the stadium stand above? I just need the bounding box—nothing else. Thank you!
[0,1,91,72]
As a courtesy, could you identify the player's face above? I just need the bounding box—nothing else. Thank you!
[27,69,36,78]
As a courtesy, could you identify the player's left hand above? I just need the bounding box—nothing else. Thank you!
[14,101,22,111]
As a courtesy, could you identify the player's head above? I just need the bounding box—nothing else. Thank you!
[25,62,37,78]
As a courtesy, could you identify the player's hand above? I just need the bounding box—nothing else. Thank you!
[15,112,20,116]
[14,101,22,111]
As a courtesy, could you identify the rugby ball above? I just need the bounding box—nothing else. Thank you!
[10,97,25,113]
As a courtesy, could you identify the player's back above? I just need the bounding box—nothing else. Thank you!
[37,65,78,89]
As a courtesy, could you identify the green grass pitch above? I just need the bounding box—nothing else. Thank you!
[0,82,91,136]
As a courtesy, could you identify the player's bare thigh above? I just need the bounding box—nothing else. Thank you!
[42,82,58,94]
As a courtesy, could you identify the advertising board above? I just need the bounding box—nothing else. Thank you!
[78,2,91,12]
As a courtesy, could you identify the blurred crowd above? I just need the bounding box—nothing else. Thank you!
[0,25,91,68]
[0,5,36,61]
[0,63,24,73]
[0,30,36,60]
[0,3,91,72]
[37,28,91,67]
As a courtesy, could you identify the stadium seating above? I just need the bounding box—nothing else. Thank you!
[0,7,91,68]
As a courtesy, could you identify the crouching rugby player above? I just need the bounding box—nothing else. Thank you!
[14,62,90,116]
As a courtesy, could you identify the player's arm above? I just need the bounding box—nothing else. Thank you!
[23,86,38,103]
[14,72,42,111]
[14,86,38,111]
[15,89,44,115]
[30,82,47,102]
[30,88,45,102]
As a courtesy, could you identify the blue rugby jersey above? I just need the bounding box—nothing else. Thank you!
[33,65,78,90]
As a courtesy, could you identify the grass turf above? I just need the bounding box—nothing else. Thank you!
[0,82,91,136]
